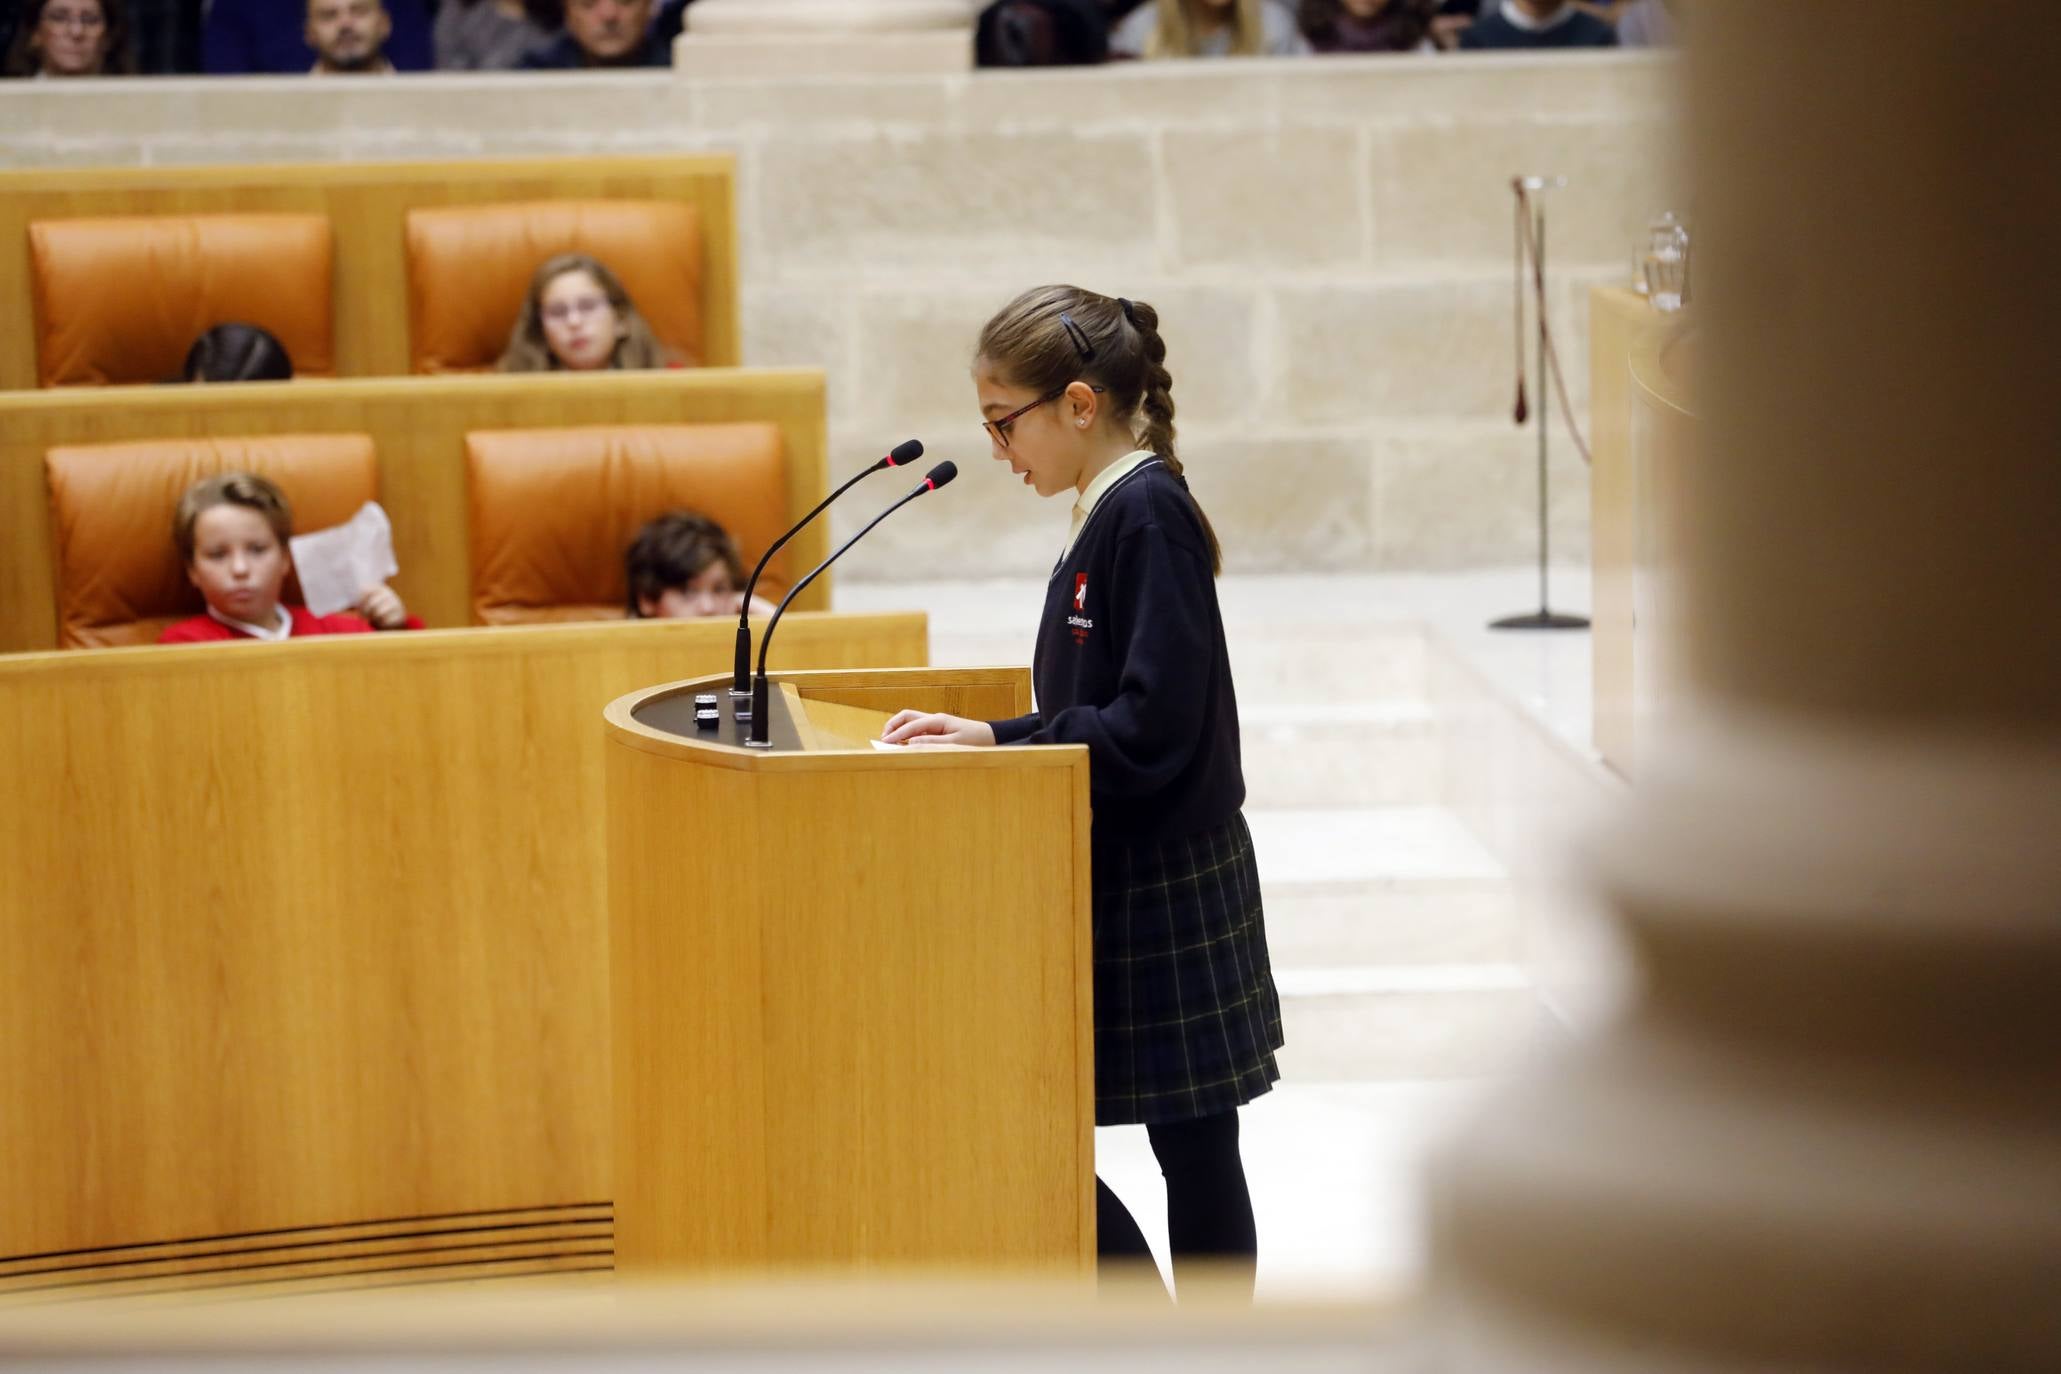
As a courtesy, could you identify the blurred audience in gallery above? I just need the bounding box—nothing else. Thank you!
[0,0,1652,75]
[306,0,394,74]
[497,252,681,373]
[625,511,774,621]
[1298,0,1442,54]
[204,0,430,72]
[2,0,135,78]
[1457,0,1615,50]
[159,472,420,644]
[121,0,195,71]
[517,0,666,68]
[1613,0,1673,48]
[1110,0,1309,59]
[976,0,1109,67]
[182,323,295,384]
[435,0,558,70]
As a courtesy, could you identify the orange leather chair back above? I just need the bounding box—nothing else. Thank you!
[405,201,704,374]
[45,434,379,649]
[467,424,787,625]
[29,215,336,388]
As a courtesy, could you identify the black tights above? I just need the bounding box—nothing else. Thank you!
[1096,1108,1256,1299]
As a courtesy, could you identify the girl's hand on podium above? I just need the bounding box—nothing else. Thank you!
[881,711,996,748]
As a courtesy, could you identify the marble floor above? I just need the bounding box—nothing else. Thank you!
[835,566,1606,1301]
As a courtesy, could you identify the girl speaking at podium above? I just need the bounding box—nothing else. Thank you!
[883,285,1284,1297]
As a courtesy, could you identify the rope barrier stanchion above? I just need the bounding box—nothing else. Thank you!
[1490,174,1590,634]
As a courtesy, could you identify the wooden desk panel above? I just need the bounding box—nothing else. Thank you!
[0,612,926,1276]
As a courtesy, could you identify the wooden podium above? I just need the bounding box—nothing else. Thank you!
[602,667,1095,1275]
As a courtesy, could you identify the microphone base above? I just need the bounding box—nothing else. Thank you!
[745,673,773,747]
[1489,609,1591,632]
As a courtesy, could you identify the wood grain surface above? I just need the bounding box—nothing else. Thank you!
[604,669,1094,1274]
[0,614,927,1274]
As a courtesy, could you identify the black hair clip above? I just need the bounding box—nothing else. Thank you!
[1117,297,1138,326]
[1058,312,1096,362]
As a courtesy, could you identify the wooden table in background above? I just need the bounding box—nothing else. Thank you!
[1589,286,1696,779]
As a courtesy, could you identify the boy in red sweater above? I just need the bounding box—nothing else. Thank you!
[159,472,418,643]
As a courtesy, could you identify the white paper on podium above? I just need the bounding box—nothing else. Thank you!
[289,502,400,617]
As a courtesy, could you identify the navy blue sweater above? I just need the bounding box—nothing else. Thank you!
[989,461,1245,845]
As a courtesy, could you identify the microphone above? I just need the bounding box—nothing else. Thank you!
[732,439,923,698]
[747,461,958,747]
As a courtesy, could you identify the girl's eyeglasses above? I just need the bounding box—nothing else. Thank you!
[542,295,610,324]
[982,385,1105,449]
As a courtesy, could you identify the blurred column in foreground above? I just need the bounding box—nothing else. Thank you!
[673,0,975,75]
[1428,2,2061,1370]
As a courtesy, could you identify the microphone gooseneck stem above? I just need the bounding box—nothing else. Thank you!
[1535,205,1550,616]
[748,484,932,746]
[733,458,889,694]
[732,623,753,702]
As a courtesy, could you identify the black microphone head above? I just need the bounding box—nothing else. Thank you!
[922,461,958,491]
[886,439,924,467]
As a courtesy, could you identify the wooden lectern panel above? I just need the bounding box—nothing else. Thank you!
[605,669,1095,1273]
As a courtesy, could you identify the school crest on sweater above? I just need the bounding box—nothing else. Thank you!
[990,459,1246,845]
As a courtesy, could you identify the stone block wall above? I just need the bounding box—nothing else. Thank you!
[0,51,1683,579]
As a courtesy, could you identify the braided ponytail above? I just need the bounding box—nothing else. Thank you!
[1119,298,1221,575]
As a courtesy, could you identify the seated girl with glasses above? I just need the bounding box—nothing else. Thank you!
[497,252,684,373]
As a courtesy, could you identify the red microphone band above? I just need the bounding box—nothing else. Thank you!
[923,477,936,491]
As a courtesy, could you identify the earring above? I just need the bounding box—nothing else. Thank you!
[1077,418,1087,428]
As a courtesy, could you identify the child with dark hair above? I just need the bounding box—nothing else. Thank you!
[624,511,774,620]
[883,285,1282,1300]
[160,473,420,643]
[183,323,294,384]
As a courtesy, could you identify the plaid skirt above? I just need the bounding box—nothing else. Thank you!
[1091,812,1284,1126]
